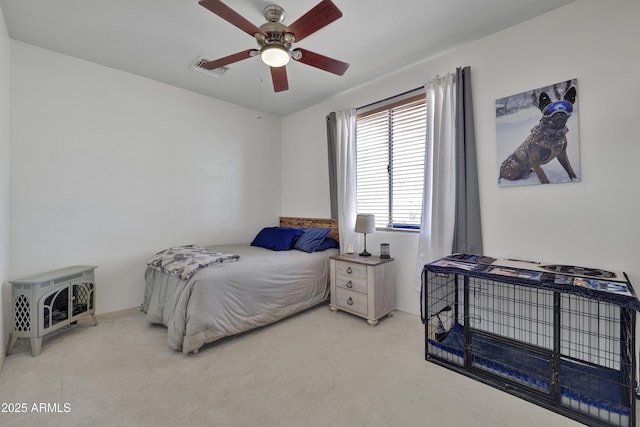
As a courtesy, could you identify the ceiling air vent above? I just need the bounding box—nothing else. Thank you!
[189,55,228,78]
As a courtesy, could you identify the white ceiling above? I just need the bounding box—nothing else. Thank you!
[0,0,576,117]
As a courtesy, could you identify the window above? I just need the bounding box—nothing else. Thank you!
[356,89,426,230]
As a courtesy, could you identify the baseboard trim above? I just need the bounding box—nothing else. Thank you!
[1,333,10,371]
[95,306,141,320]
[394,308,420,319]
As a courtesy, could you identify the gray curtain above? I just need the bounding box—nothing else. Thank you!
[326,113,338,219]
[453,66,483,254]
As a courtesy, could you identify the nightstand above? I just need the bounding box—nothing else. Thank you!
[329,254,395,326]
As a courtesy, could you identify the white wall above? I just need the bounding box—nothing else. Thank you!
[0,8,11,355]
[282,0,640,315]
[10,41,282,314]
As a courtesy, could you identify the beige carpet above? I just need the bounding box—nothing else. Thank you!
[1,304,583,427]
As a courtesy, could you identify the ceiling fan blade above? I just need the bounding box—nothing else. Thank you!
[286,0,342,42]
[293,48,349,76]
[200,49,257,70]
[270,66,289,92]
[199,0,266,37]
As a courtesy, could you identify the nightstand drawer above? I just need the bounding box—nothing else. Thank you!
[335,273,367,294]
[335,260,366,279]
[335,287,367,316]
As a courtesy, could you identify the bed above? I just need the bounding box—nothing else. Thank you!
[143,217,339,354]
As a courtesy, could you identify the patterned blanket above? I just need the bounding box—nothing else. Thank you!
[147,245,240,280]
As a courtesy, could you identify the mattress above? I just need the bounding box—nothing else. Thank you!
[144,243,337,354]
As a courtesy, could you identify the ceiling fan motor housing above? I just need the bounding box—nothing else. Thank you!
[257,5,295,49]
[263,5,285,23]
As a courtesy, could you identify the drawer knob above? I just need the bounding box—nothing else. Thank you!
[346,280,353,288]
[346,267,352,274]
[347,297,353,306]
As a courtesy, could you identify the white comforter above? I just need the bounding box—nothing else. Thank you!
[143,243,336,354]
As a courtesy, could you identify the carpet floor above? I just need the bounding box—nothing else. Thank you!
[1,303,585,426]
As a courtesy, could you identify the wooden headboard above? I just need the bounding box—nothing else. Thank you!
[279,217,339,242]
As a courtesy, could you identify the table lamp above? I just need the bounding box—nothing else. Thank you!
[355,214,375,257]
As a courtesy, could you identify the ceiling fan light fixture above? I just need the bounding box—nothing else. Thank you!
[260,45,290,67]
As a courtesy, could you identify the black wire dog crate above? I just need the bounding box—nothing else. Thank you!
[422,254,639,427]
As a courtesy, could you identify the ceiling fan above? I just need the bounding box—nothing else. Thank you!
[198,0,350,92]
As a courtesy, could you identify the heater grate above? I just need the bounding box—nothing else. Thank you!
[14,295,31,332]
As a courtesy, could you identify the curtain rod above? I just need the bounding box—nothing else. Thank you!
[357,85,425,111]
[356,66,468,110]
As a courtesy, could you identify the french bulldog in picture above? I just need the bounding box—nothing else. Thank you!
[499,86,578,184]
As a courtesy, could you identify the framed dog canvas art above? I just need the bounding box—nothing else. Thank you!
[496,79,581,187]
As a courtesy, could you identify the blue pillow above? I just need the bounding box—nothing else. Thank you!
[315,237,339,252]
[293,228,331,253]
[251,227,304,251]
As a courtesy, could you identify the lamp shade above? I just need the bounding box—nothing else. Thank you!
[355,214,375,234]
[260,45,290,67]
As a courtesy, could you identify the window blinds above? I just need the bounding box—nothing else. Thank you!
[356,92,426,229]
